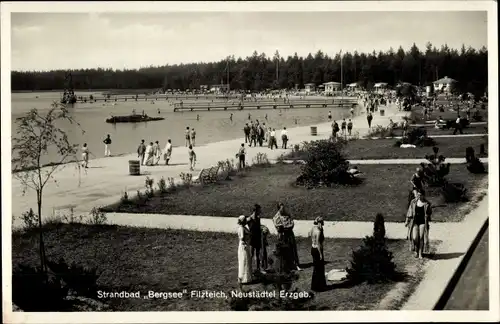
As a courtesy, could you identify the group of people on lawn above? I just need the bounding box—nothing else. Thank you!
[237,203,327,292]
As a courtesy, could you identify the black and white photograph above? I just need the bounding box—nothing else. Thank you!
[1,1,498,323]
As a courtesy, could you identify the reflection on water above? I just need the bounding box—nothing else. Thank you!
[11,92,359,164]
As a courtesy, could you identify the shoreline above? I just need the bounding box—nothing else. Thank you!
[11,99,366,173]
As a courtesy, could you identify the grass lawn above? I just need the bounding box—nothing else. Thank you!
[342,136,489,160]
[102,164,487,223]
[409,106,489,125]
[12,224,417,311]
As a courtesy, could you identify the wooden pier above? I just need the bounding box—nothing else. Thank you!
[75,94,242,103]
[172,99,359,112]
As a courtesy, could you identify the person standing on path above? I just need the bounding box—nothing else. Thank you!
[243,123,251,144]
[367,113,373,129]
[347,119,353,136]
[406,191,432,259]
[153,141,161,165]
[269,129,278,150]
[137,140,146,165]
[188,145,196,171]
[332,120,339,139]
[309,217,326,292]
[185,127,191,147]
[237,143,246,170]
[190,128,197,147]
[247,204,263,272]
[144,142,154,166]
[341,118,347,135]
[453,116,464,135]
[281,127,289,149]
[163,139,172,165]
[103,134,112,157]
[249,125,257,147]
[81,143,91,168]
[258,124,265,147]
[237,215,253,285]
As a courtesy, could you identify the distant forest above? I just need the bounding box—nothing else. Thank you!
[11,42,488,94]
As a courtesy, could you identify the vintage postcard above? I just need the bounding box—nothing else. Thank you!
[1,1,498,323]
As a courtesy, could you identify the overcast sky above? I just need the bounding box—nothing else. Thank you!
[11,11,487,71]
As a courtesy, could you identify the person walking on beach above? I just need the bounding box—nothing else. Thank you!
[350,107,355,117]
[185,127,191,147]
[269,128,278,150]
[188,145,196,171]
[153,141,161,165]
[196,114,200,121]
[237,143,246,170]
[247,204,263,272]
[163,139,172,165]
[332,120,339,139]
[367,112,373,128]
[137,139,146,165]
[249,125,257,147]
[190,128,197,147]
[347,119,353,136]
[309,217,326,292]
[281,127,289,149]
[81,143,91,168]
[230,113,233,121]
[341,118,347,135]
[103,134,112,157]
[243,123,251,144]
[328,111,332,121]
[144,142,154,166]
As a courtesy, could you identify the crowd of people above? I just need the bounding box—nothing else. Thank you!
[237,203,328,292]
[242,120,290,151]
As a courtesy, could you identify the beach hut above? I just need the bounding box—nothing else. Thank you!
[374,82,389,93]
[210,84,230,94]
[304,83,316,94]
[323,81,341,95]
[347,82,359,89]
[433,76,457,93]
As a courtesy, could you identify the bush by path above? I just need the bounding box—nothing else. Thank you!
[12,223,414,311]
[102,163,487,223]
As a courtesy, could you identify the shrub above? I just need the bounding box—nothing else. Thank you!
[252,152,270,166]
[157,177,168,193]
[12,264,70,311]
[367,125,395,138]
[346,213,397,284]
[144,176,154,197]
[87,207,107,225]
[179,172,193,186]
[295,139,358,188]
[20,208,37,230]
[441,182,467,203]
[46,258,101,298]
[120,191,129,204]
[401,127,436,147]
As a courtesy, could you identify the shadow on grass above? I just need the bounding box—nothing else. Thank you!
[427,252,464,261]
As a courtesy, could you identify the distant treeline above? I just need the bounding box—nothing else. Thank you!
[12,43,488,94]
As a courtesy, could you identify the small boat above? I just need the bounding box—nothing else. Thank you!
[105,115,165,123]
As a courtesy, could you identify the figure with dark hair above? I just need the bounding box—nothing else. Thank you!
[247,204,263,271]
[273,203,301,272]
[410,168,425,194]
[406,191,432,258]
[309,217,326,291]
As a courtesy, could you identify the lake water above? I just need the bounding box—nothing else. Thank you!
[10,91,359,165]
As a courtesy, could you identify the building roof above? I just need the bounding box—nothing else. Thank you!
[323,82,341,85]
[347,82,358,87]
[374,82,388,87]
[433,76,457,84]
[304,83,316,86]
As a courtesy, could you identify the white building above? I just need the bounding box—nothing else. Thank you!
[433,76,457,93]
[210,84,229,94]
[323,81,341,95]
[304,83,316,94]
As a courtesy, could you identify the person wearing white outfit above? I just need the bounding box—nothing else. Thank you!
[163,139,173,165]
[143,142,154,166]
[237,215,253,284]
[103,134,112,157]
